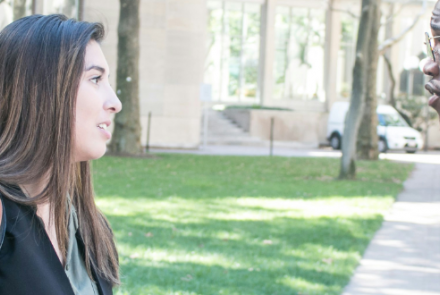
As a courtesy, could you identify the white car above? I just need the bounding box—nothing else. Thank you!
[327,101,424,153]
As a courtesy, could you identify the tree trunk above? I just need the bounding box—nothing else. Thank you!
[339,0,372,179]
[356,0,381,160]
[13,0,27,20]
[109,0,142,154]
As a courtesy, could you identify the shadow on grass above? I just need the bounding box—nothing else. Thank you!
[109,214,380,252]
[92,155,410,294]
[107,212,383,295]
[117,261,342,295]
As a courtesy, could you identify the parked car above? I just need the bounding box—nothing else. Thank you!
[327,101,424,153]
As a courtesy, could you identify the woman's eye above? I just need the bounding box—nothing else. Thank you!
[91,76,101,85]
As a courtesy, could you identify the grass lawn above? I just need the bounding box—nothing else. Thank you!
[93,154,413,295]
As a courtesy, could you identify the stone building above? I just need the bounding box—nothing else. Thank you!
[1,0,438,148]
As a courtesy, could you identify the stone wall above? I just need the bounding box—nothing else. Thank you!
[222,109,328,146]
[250,110,328,145]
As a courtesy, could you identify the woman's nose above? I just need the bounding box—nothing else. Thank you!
[105,88,122,114]
[423,58,439,77]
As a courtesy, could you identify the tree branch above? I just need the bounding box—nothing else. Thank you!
[378,0,427,55]
[383,54,397,107]
[330,8,359,19]
[380,0,420,27]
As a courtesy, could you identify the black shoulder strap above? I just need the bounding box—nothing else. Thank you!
[0,193,6,250]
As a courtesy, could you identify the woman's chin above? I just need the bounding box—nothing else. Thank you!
[74,146,107,162]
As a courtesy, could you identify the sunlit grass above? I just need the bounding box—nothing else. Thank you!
[93,154,413,295]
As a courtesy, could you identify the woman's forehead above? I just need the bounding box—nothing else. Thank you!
[84,41,108,72]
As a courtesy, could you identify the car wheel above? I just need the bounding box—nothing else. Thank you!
[330,134,341,150]
[378,138,388,153]
[405,150,417,154]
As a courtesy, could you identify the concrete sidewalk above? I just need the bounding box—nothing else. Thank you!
[150,145,440,161]
[342,163,440,295]
[150,145,342,157]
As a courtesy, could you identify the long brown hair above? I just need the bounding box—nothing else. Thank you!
[0,14,119,285]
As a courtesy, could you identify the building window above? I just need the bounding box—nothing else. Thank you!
[337,14,358,99]
[44,0,79,19]
[205,1,261,102]
[273,6,326,101]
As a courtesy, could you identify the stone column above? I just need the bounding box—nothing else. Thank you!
[32,0,44,14]
[324,0,341,112]
[139,0,205,148]
[259,0,276,106]
[84,0,205,149]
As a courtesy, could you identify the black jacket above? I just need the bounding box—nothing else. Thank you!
[0,194,113,295]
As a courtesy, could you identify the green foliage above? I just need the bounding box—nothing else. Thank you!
[93,155,413,295]
[244,64,258,89]
[395,95,437,132]
[246,11,260,37]
[206,3,261,100]
[273,7,326,99]
[228,10,242,37]
[341,19,356,43]
[208,9,222,33]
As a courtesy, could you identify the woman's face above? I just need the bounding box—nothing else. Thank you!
[73,40,122,162]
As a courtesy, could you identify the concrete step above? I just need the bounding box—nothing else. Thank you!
[201,109,266,146]
[202,110,247,134]
[207,136,265,146]
[209,130,248,136]
[207,117,243,133]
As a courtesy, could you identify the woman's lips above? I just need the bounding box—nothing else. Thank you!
[98,126,111,140]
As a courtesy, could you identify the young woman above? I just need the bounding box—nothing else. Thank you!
[0,14,122,294]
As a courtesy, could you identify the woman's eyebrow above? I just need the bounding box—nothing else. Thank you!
[85,65,106,74]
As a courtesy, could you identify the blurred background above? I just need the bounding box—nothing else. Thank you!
[0,0,436,151]
[1,1,439,295]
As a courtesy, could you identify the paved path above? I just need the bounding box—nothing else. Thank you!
[151,145,440,161]
[342,163,440,295]
[151,145,342,158]
[151,145,341,158]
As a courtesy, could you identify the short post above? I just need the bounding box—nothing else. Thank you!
[146,112,151,153]
[203,103,209,148]
[199,84,212,149]
[424,103,429,152]
[270,117,274,156]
